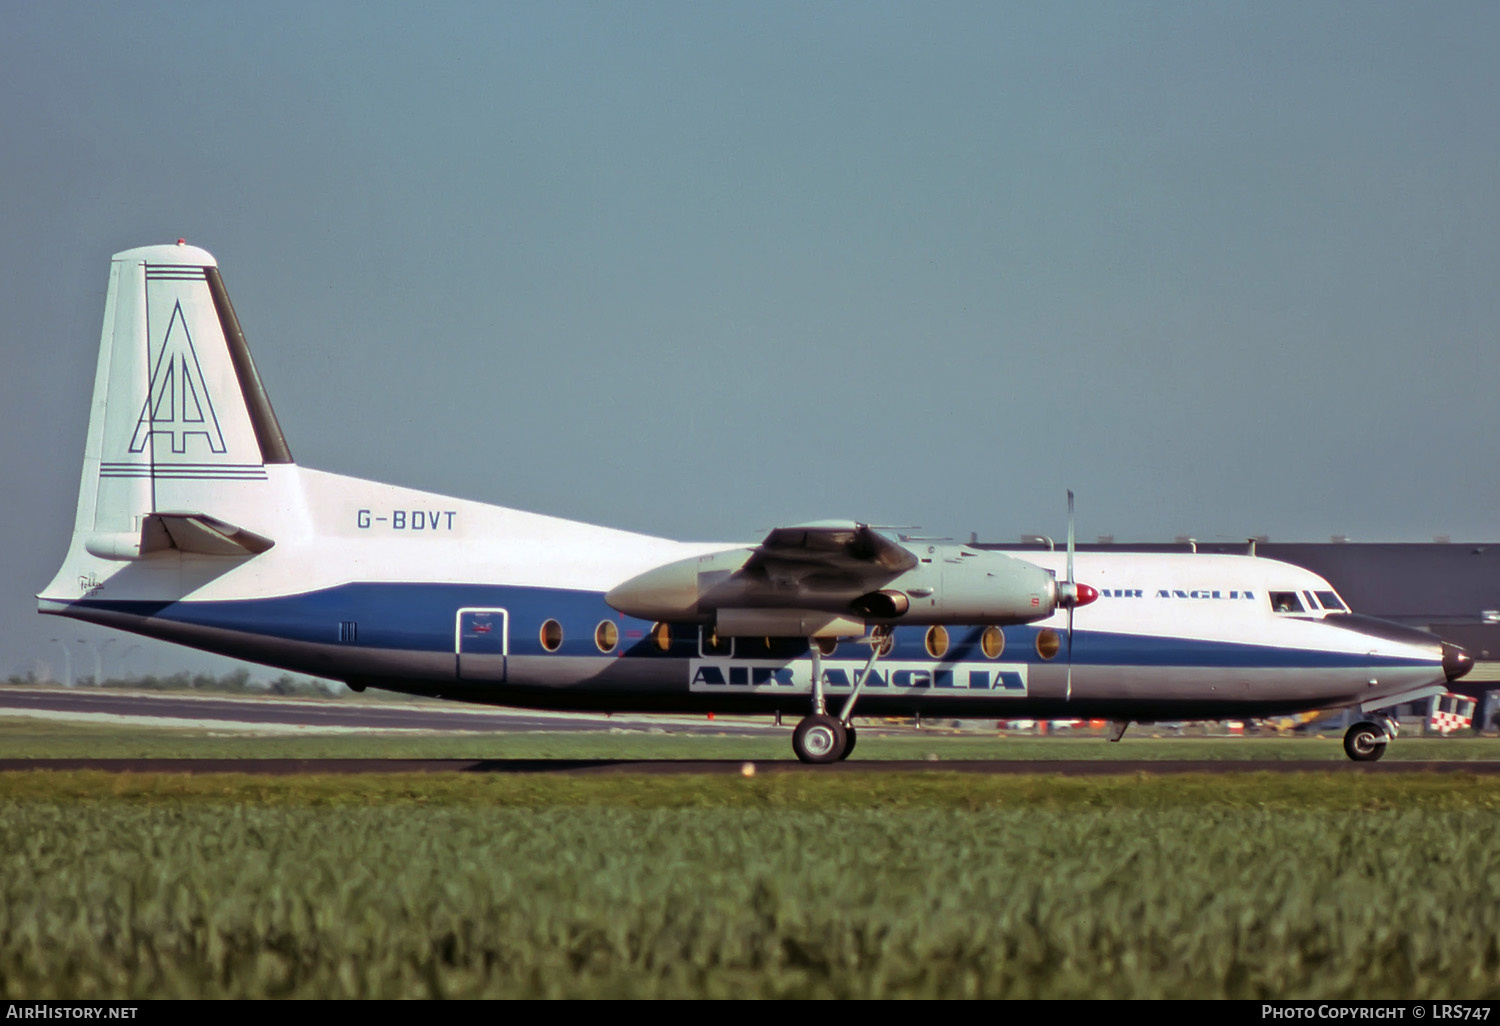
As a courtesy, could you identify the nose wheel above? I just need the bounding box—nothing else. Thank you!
[1343,721,1390,762]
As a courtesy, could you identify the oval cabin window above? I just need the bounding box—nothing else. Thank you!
[981,626,1005,659]
[925,626,949,659]
[595,620,618,653]
[651,622,672,652]
[539,619,563,653]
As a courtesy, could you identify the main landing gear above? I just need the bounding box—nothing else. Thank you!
[792,714,846,764]
[790,628,885,764]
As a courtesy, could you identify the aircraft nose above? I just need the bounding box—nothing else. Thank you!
[1443,641,1474,682]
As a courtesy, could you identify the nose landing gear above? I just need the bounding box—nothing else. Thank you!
[1343,718,1396,762]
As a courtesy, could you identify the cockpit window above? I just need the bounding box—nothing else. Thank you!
[1315,590,1348,612]
[1269,591,1305,614]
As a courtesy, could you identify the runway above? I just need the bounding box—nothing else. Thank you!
[0,685,775,735]
[3,757,1499,775]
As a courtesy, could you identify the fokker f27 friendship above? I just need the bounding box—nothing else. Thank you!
[39,244,1475,762]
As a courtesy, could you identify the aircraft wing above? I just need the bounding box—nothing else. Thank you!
[606,521,918,623]
[741,521,917,582]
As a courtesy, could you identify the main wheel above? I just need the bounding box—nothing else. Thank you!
[838,724,857,760]
[1343,722,1388,762]
[792,714,847,764]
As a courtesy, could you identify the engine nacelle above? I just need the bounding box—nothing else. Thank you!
[887,551,1061,625]
[851,589,910,619]
[605,542,1070,629]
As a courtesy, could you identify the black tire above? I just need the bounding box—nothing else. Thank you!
[792,714,847,764]
[1343,722,1388,762]
[839,725,857,760]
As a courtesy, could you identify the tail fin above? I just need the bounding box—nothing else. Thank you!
[71,242,293,560]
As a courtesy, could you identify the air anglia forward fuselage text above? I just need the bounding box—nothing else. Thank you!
[1099,589,1256,599]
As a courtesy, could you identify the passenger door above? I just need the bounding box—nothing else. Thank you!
[456,607,509,681]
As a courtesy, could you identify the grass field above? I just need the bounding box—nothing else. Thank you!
[3,767,1500,999]
[4,714,1498,998]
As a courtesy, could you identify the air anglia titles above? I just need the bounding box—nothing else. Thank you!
[689,660,1028,694]
[1099,589,1256,599]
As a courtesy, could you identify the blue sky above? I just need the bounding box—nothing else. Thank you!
[3,2,1497,678]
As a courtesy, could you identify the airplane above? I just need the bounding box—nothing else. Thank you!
[38,243,1475,763]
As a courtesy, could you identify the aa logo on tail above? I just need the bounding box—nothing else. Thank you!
[129,301,226,455]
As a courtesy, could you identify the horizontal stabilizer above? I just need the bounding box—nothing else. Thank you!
[85,512,274,560]
[154,512,274,556]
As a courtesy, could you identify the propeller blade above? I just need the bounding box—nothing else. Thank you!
[1066,604,1074,702]
[1066,489,1075,588]
[1066,490,1075,701]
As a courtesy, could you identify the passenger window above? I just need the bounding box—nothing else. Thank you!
[701,628,733,657]
[925,626,949,659]
[650,622,672,651]
[1269,592,1305,614]
[980,626,1005,659]
[595,620,618,653]
[1315,591,1347,612]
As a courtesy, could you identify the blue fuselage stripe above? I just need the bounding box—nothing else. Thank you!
[69,582,1437,671]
